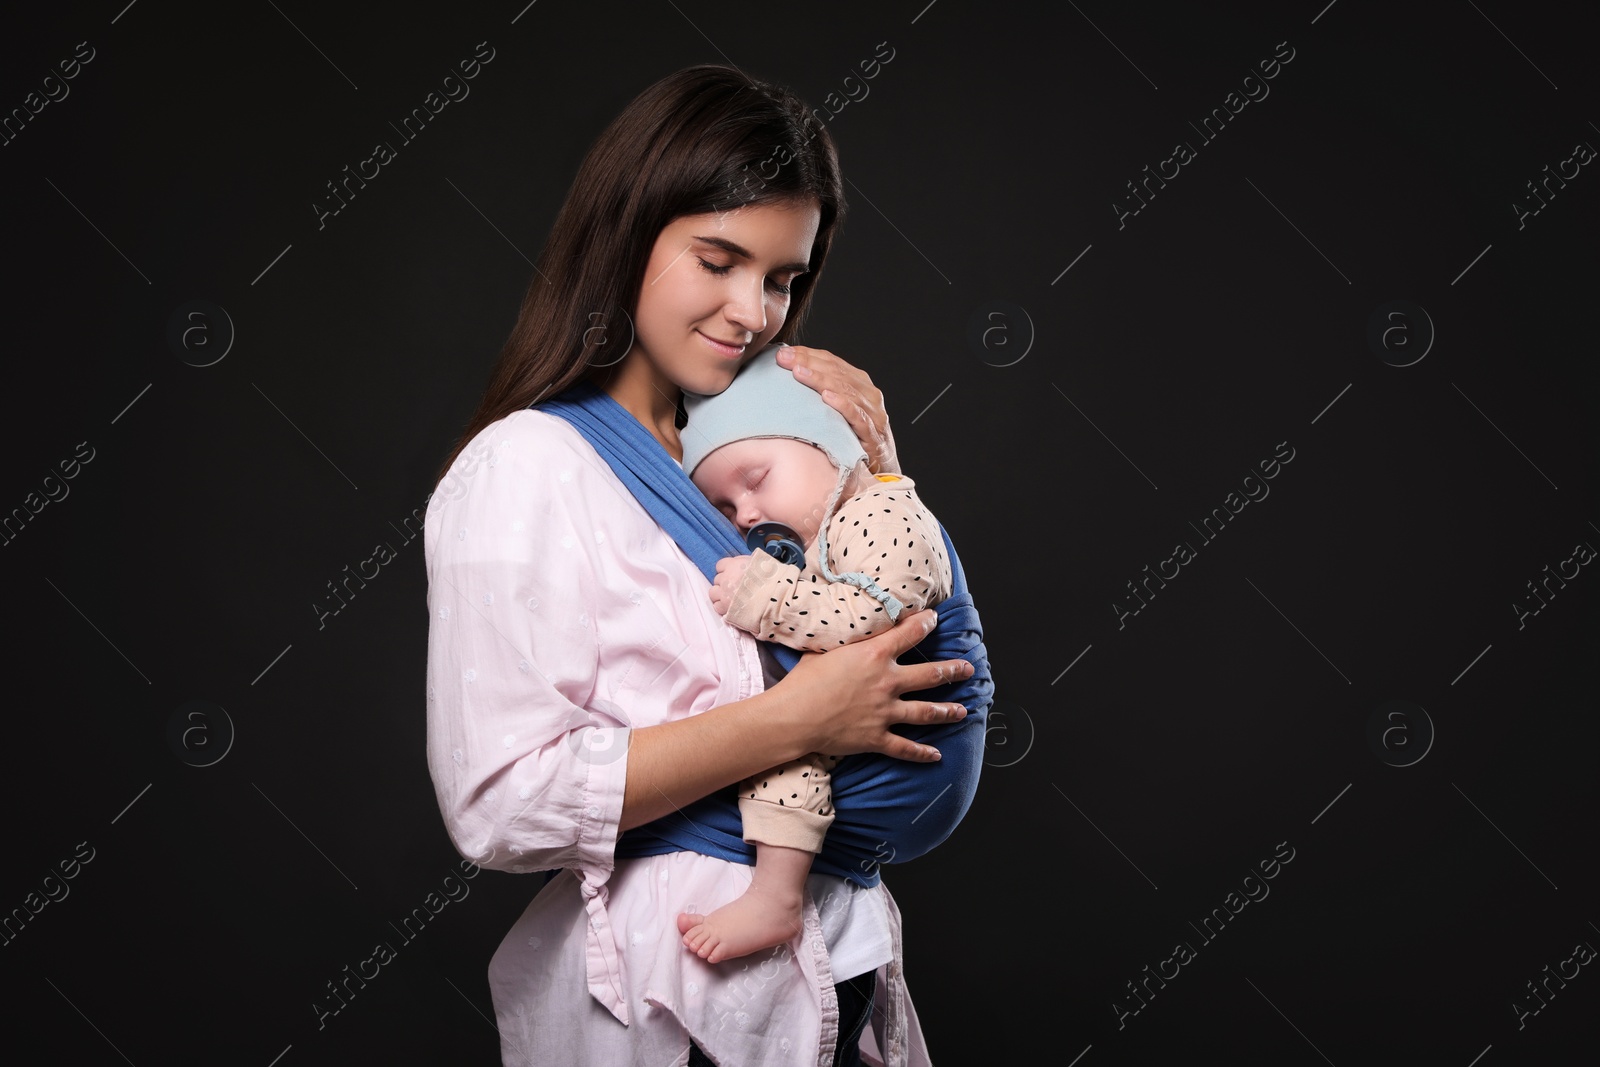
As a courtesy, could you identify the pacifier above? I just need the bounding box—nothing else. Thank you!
[745,522,806,568]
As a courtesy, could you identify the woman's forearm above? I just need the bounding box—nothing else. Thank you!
[619,687,810,832]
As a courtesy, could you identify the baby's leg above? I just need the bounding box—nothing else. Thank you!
[677,843,812,964]
[678,753,835,964]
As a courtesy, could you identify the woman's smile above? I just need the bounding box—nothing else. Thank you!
[696,330,748,359]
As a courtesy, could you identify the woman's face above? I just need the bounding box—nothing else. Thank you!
[631,199,821,398]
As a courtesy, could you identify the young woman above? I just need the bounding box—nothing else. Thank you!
[424,64,990,1066]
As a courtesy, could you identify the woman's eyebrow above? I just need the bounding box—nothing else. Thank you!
[690,235,809,275]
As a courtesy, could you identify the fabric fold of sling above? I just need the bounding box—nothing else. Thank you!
[536,382,993,887]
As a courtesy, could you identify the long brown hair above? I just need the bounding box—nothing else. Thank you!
[434,64,847,487]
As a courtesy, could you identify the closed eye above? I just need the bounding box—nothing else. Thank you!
[696,258,797,296]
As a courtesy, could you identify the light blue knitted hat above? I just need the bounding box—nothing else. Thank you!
[680,344,868,478]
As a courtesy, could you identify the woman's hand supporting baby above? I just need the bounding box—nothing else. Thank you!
[771,609,968,762]
[619,609,969,831]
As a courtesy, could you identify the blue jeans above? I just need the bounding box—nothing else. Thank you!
[687,968,876,1066]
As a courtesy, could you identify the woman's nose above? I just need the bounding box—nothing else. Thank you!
[724,278,766,335]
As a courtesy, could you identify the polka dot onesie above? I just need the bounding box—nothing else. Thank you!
[723,474,953,853]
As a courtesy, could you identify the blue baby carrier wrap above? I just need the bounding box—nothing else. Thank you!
[536,382,992,887]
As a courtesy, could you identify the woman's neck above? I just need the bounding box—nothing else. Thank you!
[595,359,683,460]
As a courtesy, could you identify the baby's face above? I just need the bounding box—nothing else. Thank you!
[691,437,841,548]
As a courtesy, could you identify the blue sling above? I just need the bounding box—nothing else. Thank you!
[536,382,992,888]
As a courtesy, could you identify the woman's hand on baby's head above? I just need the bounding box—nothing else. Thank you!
[775,345,900,476]
[708,553,754,616]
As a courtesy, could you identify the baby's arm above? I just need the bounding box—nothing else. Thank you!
[721,551,898,652]
[714,487,953,652]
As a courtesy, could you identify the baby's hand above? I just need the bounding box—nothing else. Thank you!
[709,554,753,616]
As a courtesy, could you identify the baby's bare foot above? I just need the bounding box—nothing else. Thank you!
[677,885,804,965]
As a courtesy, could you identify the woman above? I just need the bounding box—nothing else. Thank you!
[424,65,990,1066]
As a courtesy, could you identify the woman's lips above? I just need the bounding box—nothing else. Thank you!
[697,331,747,359]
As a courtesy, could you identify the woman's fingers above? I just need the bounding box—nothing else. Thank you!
[871,608,973,693]
[881,607,939,657]
[882,610,970,758]
[906,658,974,695]
[775,345,901,474]
[888,732,945,762]
[774,344,872,397]
[886,702,966,763]
[782,608,972,759]
[832,390,900,477]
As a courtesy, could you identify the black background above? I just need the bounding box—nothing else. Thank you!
[2,1,1595,1064]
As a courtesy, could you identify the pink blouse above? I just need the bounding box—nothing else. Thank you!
[424,408,934,1066]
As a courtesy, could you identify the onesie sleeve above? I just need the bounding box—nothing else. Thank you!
[722,548,897,651]
[823,485,953,619]
[723,486,954,653]
[423,411,630,879]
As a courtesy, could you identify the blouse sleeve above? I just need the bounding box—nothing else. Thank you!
[423,413,630,878]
